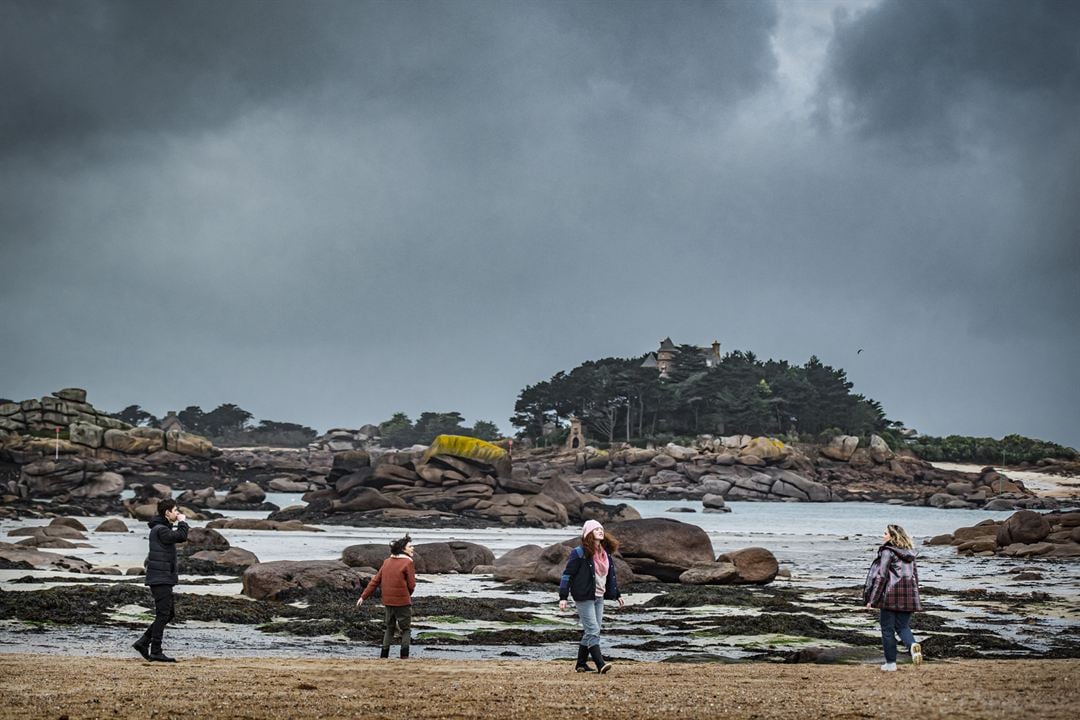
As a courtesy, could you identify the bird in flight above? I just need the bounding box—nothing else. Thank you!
[857,348,864,354]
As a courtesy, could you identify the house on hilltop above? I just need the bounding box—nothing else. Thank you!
[641,338,722,377]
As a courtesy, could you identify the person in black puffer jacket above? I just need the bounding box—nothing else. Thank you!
[133,498,189,663]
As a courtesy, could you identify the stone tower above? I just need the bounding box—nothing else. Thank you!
[565,417,586,451]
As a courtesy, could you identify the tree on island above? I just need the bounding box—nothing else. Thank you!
[510,348,889,445]
[113,404,160,428]
[377,411,503,447]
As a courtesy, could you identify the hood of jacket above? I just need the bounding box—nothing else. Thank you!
[881,544,918,562]
[148,517,170,530]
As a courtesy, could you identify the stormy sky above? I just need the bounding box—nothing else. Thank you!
[1,0,1077,447]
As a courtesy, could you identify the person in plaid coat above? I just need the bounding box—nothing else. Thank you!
[864,524,924,671]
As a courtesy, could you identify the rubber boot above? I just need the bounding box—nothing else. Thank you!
[588,645,611,674]
[400,647,409,659]
[132,631,152,661]
[574,644,592,672]
[380,647,390,659]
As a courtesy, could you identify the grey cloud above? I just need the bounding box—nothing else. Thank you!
[2,1,1077,447]
[818,0,1080,150]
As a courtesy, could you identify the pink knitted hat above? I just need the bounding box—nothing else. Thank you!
[581,519,603,538]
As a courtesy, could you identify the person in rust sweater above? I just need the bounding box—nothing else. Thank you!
[357,534,417,658]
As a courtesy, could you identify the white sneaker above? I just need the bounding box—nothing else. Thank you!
[880,662,897,672]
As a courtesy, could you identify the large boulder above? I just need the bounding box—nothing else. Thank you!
[342,542,494,574]
[0,541,92,572]
[241,560,371,601]
[996,510,1052,546]
[678,562,738,585]
[164,430,214,458]
[580,501,641,524]
[54,388,88,403]
[485,493,569,528]
[767,469,831,502]
[187,548,260,575]
[331,487,408,512]
[413,541,495,574]
[740,437,788,463]
[539,476,586,520]
[821,435,859,462]
[268,478,309,493]
[869,435,894,463]
[716,546,779,584]
[224,481,266,504]
[68,422,104,449]
[95,518,129,533]
[663,444,697,461]
[608,518,714,582]
[49,517,87,531]
[70,471,125,498]
[181,527,229,554]
[493,544,544,581]
[103,429,161,454]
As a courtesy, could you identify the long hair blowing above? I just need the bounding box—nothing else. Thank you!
[582,530,619,557]
[886,524,914,549]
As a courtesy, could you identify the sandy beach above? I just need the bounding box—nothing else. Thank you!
[1,655,1077,719]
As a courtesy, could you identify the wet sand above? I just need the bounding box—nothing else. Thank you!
[1,654,1077,720]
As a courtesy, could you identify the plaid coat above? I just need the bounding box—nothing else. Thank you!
[863,544,922,612]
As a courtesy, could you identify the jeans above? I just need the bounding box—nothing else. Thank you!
[880,609,916,663]
[382,605,412,654]
[148,584,175,649]
[576,598,605,648]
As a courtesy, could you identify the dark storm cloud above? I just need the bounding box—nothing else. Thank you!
[1,1,1076,448]
[817,0,1080,357]
[0,0,335,156]
[818,0,1080,150]
[0,0,778,158]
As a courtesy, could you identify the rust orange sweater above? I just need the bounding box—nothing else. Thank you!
[360,555,416,607]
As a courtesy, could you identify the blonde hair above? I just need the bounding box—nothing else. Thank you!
[886,524,914,549]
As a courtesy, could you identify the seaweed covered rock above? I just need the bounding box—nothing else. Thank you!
[241,560,371,601]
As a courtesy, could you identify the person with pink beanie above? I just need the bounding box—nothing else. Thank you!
[558,519,624,673]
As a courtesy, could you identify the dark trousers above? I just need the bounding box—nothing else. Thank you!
[147,584,175,649]
[382,605,412,654]
[879,609,916,663]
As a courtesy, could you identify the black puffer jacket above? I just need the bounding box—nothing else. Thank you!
[144,517,189,586]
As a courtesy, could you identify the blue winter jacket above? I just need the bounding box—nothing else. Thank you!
[558,546,621,602]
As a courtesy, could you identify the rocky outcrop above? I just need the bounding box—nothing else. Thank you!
[241,560,372,601]
[341,541,494,574]
[544,435,1048,511]
[266,437,613,529]
[941,510,1080,559]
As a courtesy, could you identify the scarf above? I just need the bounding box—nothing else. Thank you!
[592,545,610,577]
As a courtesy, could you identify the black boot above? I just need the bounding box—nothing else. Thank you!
[148,643,176,663]
[588,645,611,674]
[380,647,390,659]
[133,631,151,661]
[574,645,592,672]
[400,647,409,659]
